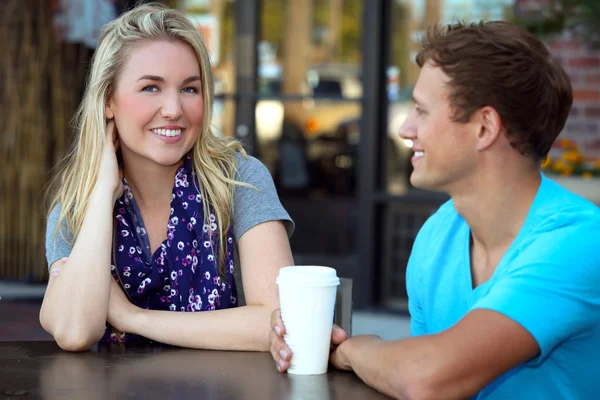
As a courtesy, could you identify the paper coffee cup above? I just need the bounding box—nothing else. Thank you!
[276,266,340,375]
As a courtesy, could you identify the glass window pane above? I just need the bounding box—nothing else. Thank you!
[212,99,236,138]
[255,100,360,255]
[180,0,237,95]
[259,0,363,97]
[255,1,364,260]
[256,100,360,196]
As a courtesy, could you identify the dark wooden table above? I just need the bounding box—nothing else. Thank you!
[0,342,391,399]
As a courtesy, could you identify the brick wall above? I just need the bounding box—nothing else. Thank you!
[516,0,600,159]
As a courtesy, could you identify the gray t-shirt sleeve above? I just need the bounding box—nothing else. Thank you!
[45,155,294,268]
[45,204,74,269]
[233,154,295,241]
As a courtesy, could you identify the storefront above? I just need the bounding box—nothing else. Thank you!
[3,0,598,310]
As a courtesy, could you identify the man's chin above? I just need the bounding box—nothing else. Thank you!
[409,175,427,190]
[410,175,443,193]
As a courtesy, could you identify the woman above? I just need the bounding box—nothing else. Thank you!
[41,3,294,352]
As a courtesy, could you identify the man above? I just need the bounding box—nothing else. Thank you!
[270,21,600,399]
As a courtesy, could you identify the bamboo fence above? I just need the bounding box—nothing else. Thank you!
[0,0,92,282]
[0,0,182,282]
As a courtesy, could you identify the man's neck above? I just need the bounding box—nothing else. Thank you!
[451,164,541,254]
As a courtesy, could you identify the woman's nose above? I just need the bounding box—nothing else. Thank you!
[160,93,183,120]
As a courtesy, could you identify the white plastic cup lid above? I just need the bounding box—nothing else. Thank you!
[276,266,340,287]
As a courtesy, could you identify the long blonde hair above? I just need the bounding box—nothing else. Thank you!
[47,3,247,275]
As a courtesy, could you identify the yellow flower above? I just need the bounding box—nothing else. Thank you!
[541,156,552,169]
[583,171,593,179]
[554,160,567,172]
[562,150,583,164]
[558,139,577,150]
[561,166,574,176]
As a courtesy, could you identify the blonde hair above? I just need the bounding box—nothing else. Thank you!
[47,3,247,275]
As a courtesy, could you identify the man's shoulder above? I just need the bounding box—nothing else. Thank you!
[515,179,600,272]
[532,177,600,240]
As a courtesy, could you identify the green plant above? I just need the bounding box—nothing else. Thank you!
[515,0,600,48]
[570,0,600,48]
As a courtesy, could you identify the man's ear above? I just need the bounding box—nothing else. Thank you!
[475,106,503,152]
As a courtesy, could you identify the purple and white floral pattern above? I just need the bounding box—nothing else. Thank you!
[102,156,237,344]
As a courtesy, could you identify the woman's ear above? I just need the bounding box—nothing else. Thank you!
[105,101,115,120]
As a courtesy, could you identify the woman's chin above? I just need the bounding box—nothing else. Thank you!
[154,157,186,167]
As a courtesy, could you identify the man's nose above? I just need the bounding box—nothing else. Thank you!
[398,110,417,140]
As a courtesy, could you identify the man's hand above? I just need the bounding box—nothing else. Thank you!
[269,308,348,372]
[330,334,382,371]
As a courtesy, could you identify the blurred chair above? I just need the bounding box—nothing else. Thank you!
[335,277,353,336]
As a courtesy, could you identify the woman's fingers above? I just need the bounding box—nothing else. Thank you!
[269,329,291,372]
[269,323,292,360]
[270,308,283,329]
[270,309,292,372]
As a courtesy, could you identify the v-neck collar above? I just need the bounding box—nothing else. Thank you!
[463,173,546,298]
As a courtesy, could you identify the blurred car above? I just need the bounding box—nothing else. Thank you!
[255,64,362,142]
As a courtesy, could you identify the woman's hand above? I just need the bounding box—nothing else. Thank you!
[107,279,139,334]
[96,119,123,203]
[269,308,348,372]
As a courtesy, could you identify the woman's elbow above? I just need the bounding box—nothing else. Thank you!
[40,310,103,352]
[53,328,104,352]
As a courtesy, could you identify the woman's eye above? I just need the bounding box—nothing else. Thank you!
[182,87,199,94]
[142,85,159,92]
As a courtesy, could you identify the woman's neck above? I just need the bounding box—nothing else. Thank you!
[121,155,183,211]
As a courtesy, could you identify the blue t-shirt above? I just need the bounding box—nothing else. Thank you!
[406,174,600,399]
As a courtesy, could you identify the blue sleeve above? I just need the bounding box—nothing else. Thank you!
[406,249,427,336]
[473,216,600,364]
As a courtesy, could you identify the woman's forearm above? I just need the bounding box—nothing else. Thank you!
[129,304,274,351]
[40,188,115,351]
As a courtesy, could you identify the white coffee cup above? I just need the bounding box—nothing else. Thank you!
[276,266,340,375]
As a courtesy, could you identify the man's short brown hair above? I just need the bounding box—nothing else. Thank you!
[416,21,572,161]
